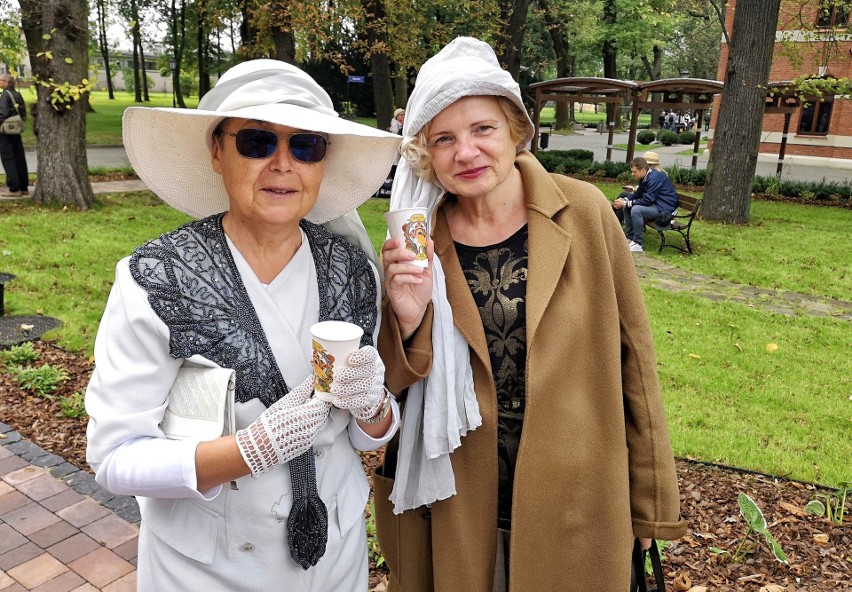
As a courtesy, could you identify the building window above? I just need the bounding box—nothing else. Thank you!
[816,1,850,27]
[798,100,833,135]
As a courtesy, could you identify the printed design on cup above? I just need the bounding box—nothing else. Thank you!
[403,213,428,263]
[312,340,335,393]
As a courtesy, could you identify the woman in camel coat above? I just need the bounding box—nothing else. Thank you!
[374,37,685,592]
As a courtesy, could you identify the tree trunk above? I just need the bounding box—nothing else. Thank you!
[131,25,142,102]
[602,0,619,128]
[95,0,114,99]
[171,0,188,108]
[362,0,394,129]
[19,0,94,210]
[703,0,781,223]
[641,45,663,128]
[543,6,570,129]
[140,41,150,101]
[393,66,407,111]
[197,7,211,96]
[498,0,531,79]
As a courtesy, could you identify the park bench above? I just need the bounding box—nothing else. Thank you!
[645,193,701,254]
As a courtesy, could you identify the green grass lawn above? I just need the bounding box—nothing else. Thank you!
[0,187,849,488]
[17,91,381,147]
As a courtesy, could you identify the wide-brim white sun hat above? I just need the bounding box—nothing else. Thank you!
[123,59,401,223]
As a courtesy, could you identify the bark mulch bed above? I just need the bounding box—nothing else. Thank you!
[1,341,848,591]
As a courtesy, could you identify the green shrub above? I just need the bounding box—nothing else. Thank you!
[637,130,656,145]
[666,166,706,187]
[12,364,69,398]
[563,149,595,161]
[678,130,696,144]
[658,130,679,146]
[1,342,39,367]
[535,150,594,174]
[587,160,631,179]
[59,392,87,419]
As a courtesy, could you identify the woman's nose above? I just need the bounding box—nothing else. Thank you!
[454,134,479,160]
[269,138,294,170]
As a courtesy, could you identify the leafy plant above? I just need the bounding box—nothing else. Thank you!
[711,493,787,564]
[59,391,87,419]
[12,363,69,398]
[1,342,40,367]
[805,481,850,525]
[678,130,696,144]
[365,501,385,568]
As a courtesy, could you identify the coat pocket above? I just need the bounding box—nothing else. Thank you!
[137,497,219,565]
[372,464,434,592]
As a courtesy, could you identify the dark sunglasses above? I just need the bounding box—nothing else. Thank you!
[226,129,329,163]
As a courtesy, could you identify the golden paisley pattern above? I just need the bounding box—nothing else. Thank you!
[455,225,528,529]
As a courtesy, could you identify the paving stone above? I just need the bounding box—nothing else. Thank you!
[15,474,69,502]
[0,524,27,555]
[6,553,68,589]
[0,457,28,477]
[0,582,27,591]
[0,431,22,444]
[0,482,11,496]
[30,570,85,592]
[6,441,47,462]
[45,533,99,565]
[48,464,79,480]
[0,447,12,460]
[101,571,137,592]
[80,514,138,550]
[111,537,138,563]
[0,542,41,571]
[2,502,61,536]
[0,492,29,517]
[40,490,86,513]
[114,503,141,525]
[55,500,110,528]
[28,520,78,549]
[2,466,42,487]
[30,454,66,469]
[67,547,134,589]
[68,584,99,592]
[0,570,15,588]
[0,423,13,433]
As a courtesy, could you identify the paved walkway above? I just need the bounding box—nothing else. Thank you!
[1,179,849,592]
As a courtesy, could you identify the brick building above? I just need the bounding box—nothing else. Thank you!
[713,0,852,167]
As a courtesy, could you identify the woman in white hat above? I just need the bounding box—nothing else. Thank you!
[85,59,401,590]
[374,38,684,591]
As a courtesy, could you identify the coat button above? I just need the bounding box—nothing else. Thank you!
[314,448,324,459]
[240,543,255,552]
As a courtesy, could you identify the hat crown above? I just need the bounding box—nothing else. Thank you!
[198,59,337,117]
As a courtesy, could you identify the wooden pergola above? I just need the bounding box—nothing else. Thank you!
[528,78,638,162]
[529,77,723,169]
[764,81,805,177]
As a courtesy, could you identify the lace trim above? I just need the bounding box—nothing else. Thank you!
[129,213,377,407]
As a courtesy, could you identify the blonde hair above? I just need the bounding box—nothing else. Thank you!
[0,74,15,88]
[401,95,529,182]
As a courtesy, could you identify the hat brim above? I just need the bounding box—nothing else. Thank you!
[123,106,401,223]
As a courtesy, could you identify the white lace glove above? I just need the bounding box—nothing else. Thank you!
[330,346,387,422]
[235,375,331,477]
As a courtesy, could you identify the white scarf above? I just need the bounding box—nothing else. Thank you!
[387,37,534,514]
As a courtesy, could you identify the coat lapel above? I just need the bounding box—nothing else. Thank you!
[515,152,572,346]
[432,206,492,374]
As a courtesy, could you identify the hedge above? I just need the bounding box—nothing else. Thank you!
[534,153,851,203]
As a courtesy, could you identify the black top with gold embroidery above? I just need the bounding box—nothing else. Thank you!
[455,225,528,530]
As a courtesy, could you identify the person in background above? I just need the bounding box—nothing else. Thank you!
[85,59,402,590]
[613,156,679,252]
[374,37,685,591]
[612,150,665,225]
[0,74,29,198]
[389,108,405,135]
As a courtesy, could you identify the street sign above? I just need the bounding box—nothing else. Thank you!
[347,76,365,83]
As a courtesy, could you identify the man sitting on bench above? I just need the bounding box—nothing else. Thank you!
[613,156,678,252]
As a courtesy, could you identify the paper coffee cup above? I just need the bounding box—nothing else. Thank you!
[310,320,364,402]
[384,207,429,268]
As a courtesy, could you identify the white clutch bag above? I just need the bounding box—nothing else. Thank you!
[159,366,236,441]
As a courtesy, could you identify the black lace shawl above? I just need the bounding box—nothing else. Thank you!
[128,213,377,408]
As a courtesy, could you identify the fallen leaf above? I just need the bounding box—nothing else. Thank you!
[689,353,701,359]
[733,342,743,351]
[673,573,692,591]
[779,501,808,517]
[19,323,34,331]
[766,342,778,352]
[813,532,829,544]
[687,588,708,592]
[759,585,785,592]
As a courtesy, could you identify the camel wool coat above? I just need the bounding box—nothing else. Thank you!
[374,152,685,592]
